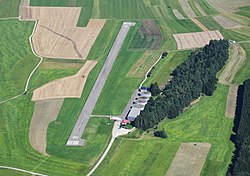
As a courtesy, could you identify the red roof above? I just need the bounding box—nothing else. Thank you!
[121,119,130,123]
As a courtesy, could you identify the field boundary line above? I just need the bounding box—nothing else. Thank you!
[0,166,47,176]
[0,18,43,105]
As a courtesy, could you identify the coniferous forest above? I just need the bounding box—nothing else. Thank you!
[134,40,229,130]
[227,79,250,176]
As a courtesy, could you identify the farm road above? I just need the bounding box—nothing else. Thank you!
[66,22,136,146]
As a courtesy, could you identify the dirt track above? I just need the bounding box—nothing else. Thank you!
[191,18,208,31]
[29,99,64,155]
[32,60,97,101]
[20,6,105,59]
[166,142,211,176]
[173,30,224,50]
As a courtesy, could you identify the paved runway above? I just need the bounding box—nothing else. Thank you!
[66,22,136,146]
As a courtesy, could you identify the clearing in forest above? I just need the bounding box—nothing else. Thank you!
[166,142,211,176]
[32,60,97,101]
[29,99,64,155]
[173,30,224,50]
[213,15,242,29]
[20,6,105,59]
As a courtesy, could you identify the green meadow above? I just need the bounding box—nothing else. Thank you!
[0,0,21,18]
[93,84,234,176]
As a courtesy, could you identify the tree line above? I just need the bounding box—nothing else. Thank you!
[227,79,250,176]
[133,40,229,130]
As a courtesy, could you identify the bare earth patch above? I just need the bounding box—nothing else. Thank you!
[29,99,64,155]
[207,0,250,13]
[213,15,242,29]
[20,6,105,59]
[173,30,224,50]
[191,18,208,31]
[219,44,246,85]
[166,142,211,176]
[32,60,97,101]
[225,85,238,118]
[179,0,196,18]
[173,9,185,19]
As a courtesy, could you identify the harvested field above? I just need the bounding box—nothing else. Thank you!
[173,30,224,50]
[129,20,162,50]
[20,6,105,59]
[191,18,208,31]
[225,85,238,118]
[213,15,242,29]
[166,142,211,176]
[173,9,185,20]
[30,99,64,155]
[207,0,250,13]
[219,44,246,85]
[179,0,196,18]
[32,60,97,101]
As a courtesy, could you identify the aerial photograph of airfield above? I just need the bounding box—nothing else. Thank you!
[0,0,249,175]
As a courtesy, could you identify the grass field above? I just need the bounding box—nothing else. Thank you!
[0,20,121,176]
[233,42,250,84]
[0,0,21,18]
[93,84,234,176]
[0,20,38,101]
[143,50,190,87]
[236,6,250,18]
[196,0,219,15]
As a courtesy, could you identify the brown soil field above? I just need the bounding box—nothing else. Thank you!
[219,44,246,85]
[225,85,238,118]
[166,142,211,176]
[29,99,64,155]
[32,60,97,101]
[207,0,250,13]
[173,9,185,19]
[173,30,224,50]
[191,18,208,31]
[20,6,105,59]
[179,0,196,18]
[213,15,242,29]
[141,20,162,50]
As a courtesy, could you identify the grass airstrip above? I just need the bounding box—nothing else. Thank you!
[1,0,250,175]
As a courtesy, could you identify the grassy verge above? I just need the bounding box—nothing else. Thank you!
[0,20,38,101]
[94,84,234,176]
[233,42,250,84]
[0,0,21,18]
[143,50,191,87]
[0,169,30,176]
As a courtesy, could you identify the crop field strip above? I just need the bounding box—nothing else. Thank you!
[213,15,242,29]
[166,142,211,176]
[20,5,106,59]
[29,99,64,155]
[32,60,97,101]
